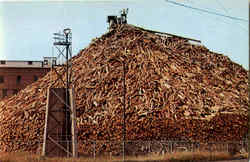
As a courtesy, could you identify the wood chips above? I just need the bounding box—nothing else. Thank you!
[0,24,248,153]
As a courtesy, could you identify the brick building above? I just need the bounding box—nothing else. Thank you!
[0,57,56,99]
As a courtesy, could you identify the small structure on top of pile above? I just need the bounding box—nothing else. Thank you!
[107,8,128,30]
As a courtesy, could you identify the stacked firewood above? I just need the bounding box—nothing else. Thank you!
[0,24,248,154]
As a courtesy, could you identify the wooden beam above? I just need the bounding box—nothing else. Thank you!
[70,88,78,158]
[135,26,201,43]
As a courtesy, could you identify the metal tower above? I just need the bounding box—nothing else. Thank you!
[42,28,78,157]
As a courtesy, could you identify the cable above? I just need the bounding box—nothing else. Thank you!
[180,0,247,31]
[215,0,228,13]
[214,0,247,32]
[165,0,248,22]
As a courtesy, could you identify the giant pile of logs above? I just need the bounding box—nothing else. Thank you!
[0,24,248,154]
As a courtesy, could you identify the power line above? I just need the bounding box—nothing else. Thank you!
[214,0,247,31]
[215,0,228,13]
[165,0,248,22]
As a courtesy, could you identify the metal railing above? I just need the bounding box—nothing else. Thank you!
[77,140,248,158]
[1,139,246,158]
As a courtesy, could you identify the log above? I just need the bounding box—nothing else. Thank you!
[0,24,248,155]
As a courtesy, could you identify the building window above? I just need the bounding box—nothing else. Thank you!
[28,61,33,65]
[0,61,6,64]
[2,89,7,98]
[34,75,38,81]
[17,75,21,84]
[0,76,4,83]
[44,60,48,65]
[52,60,56,66]
[13,89,18,95]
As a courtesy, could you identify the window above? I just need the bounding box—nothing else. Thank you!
[0,76,4,83]
[52,60,56,66]
[17,75,21,84]
[2,89,7,98]
[13,89,18,95]
[34,75,38,81]
[28,61,33,65]
[0,61,6,64]
[44,60,48,65]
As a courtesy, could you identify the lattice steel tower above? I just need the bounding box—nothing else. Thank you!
[42,28,78,157]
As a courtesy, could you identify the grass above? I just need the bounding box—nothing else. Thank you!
[0,151,248,162]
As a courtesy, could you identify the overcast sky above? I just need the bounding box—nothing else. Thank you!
[0,0,248,69]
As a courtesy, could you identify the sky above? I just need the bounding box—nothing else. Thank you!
[0,0,248,69]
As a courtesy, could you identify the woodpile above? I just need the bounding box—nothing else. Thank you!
[0,24,248,154]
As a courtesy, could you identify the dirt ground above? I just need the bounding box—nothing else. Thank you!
[209,159,248,162]
[123,159,249,162]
